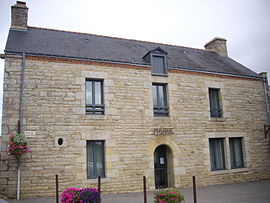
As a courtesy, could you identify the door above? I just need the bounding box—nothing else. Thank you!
[154,145,168,189]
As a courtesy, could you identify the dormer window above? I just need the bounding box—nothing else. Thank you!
[152,55,167,75]
[143,47,168,76]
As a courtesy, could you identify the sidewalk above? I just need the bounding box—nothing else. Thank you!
[3,179,270,203]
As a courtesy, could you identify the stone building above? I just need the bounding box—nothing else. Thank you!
[1,1,270,199]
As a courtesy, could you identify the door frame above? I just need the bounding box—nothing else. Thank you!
[154,145,169,189]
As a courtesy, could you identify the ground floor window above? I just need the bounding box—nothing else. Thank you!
[209,138,226,171]
[87,140,105,178]
[229,138,244,169]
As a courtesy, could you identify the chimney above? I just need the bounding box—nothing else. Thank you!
[11,1,28,30]
[204,37,228,56]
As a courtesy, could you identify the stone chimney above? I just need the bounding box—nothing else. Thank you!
[11,1,28,30]
[204,37,228,56]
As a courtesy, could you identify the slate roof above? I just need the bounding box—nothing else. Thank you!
[5,27,260,78]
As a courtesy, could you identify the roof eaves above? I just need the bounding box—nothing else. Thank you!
[4,51,151,67]
[170,66,262,80]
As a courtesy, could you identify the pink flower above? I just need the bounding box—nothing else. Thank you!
[170,192,175,194]
[170,198,175,200]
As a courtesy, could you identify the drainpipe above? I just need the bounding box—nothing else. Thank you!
[19,53,25,134]
[0,53,25,200]
[17,53,25,200]
[260,72,270,124]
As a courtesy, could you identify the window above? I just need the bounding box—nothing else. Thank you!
[209,88,222,117]
[85,79,104,115]
[152,83,169,116]
[209,138,226,171]
[229,138,244,169]
[152,55,167,75]
[143,47,168,76]
[87,141,105,178]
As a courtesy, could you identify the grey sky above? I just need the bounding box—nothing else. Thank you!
[0,0,270,134]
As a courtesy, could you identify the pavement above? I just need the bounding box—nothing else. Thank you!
[1,179,270,203]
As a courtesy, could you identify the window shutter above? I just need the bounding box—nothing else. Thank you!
[152,56,166,75]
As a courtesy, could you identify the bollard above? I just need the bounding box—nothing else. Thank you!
[192,176,197,203]
[56,174,59,203]
[143,176,147,203]
[98,176,101,203]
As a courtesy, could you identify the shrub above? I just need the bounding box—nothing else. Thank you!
[154,188,185,203]
[61,188,100,203]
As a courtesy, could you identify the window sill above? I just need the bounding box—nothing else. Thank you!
[210,117,226,122]
[82,177,110,184]
[154,115,170,118]
[152,73,168,77]
[210,167,248,175]
[85,114,106,119]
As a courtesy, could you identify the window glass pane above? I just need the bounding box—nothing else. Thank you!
[215,140,225,169]
[95,142,104,176]
[209,88,221,117]
[85,79,104,115]
[87,142,94,177]
[95,81,102,104]
[158,85,165,107]
[86,81,93,105]
[87,141,105,178]
[209,139,225,170]
[152,83,168,116]
[230,138,244,168]
[153,56,165,74]
[152,85,157,108]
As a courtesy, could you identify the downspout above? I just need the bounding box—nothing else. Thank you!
[17,53,25,200]
[261,73,270,123]
[19,53,25,134]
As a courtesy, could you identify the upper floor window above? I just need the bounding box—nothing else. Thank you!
[152,83,169,116]
[143,47,168,76]
[208,88,222,117]
[152,55,167,75]
[85,79,104,115]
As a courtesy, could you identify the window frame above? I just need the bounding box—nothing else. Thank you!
[209,138,226,171]
[229,138,244,169]
[85,79,104,115]
[151,53,168,76]
[152,83,169,117]
[208,88,222,118]
[86,140,105,179]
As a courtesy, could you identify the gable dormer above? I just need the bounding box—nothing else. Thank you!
[143,47,168,76]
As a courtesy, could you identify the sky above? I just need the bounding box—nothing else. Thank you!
[0,0,270,134]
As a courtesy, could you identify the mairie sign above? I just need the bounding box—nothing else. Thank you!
[153,128,173,135]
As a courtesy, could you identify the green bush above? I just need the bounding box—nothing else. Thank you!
[154,188,185,203]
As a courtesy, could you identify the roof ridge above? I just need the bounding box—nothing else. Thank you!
[28,26,209,53]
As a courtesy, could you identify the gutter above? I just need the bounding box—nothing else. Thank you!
[4,51,262,80]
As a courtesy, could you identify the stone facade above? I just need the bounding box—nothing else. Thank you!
[0,54,269,199]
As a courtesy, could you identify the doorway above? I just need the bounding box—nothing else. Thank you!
[154,145,168,189]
